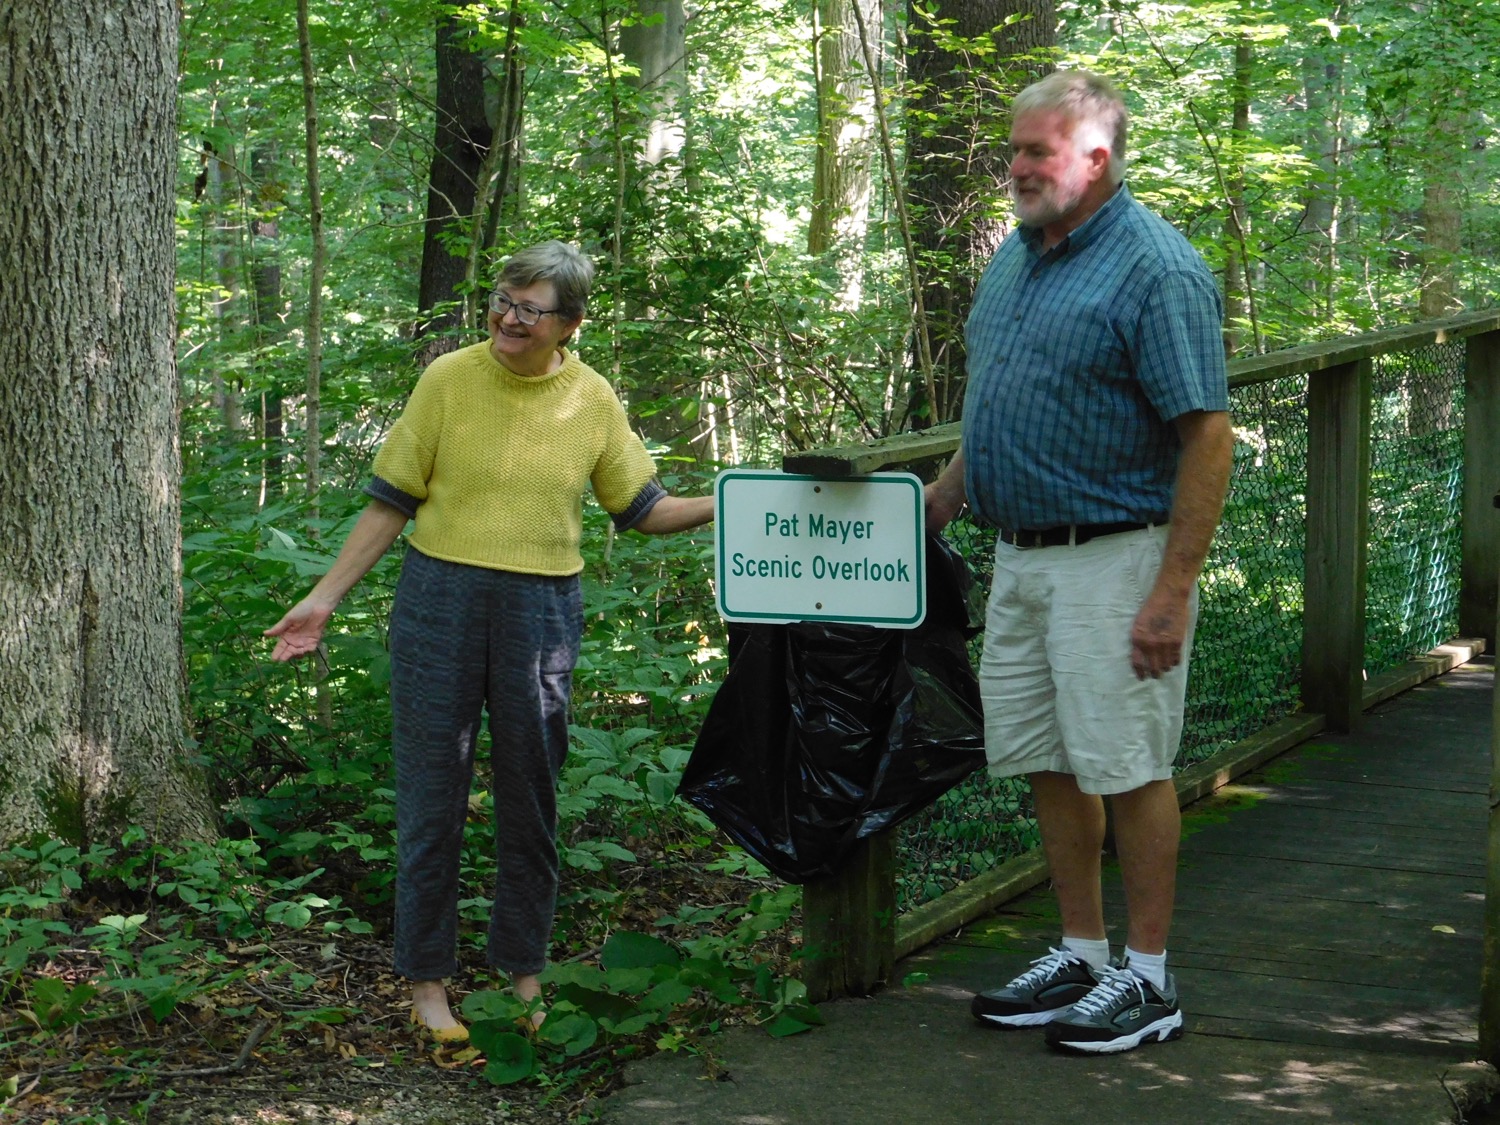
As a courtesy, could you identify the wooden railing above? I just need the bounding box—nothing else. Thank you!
[781,311,1500,1008]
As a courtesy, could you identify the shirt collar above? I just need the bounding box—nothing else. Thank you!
[1019,182,1131,258]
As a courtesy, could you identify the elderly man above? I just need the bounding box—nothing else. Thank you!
[927,70,1233,1055]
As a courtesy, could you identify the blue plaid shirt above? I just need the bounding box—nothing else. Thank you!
[961,185,1228,530]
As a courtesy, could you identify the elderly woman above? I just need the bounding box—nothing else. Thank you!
[266,241,714,1041]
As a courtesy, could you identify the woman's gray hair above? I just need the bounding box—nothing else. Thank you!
[495,240,595,320]
[1012,70,1128,185]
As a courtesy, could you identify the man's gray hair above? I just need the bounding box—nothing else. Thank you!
[495,240,595,320]
[1012,70,1128,184]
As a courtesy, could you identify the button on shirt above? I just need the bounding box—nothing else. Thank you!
[961,185,1229,530]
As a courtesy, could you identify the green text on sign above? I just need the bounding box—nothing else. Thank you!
[714,470,926,628]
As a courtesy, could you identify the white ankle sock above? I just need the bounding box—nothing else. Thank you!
[1061,935,1111,971]
[1123,946,1167,989]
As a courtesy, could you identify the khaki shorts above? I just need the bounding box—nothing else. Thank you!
[978,524,1194,796]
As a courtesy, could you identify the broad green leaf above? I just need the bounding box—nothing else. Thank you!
[601,931,681,970]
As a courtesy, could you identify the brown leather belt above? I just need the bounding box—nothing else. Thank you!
[997,521,1156,549]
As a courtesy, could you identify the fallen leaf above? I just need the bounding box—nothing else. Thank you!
[1433,925,1457,934]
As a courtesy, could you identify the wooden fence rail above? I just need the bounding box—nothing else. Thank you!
[780,312,1500,1040]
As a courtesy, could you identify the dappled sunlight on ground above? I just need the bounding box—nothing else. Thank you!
[1212,1055,1444,1114]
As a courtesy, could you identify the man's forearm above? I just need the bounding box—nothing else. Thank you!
[1155,410,1233,599]
[925,445,968,529]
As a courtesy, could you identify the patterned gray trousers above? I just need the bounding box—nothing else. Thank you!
[388,548,581,980]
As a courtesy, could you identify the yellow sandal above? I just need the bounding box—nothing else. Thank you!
[409,1007,470,1045]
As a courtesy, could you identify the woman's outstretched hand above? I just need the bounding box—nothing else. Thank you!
[260,500,410,663]
[264,597,336,662]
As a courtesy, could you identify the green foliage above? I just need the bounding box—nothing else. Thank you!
[458,889,813,1087]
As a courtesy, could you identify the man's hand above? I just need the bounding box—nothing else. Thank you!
[925,481,965,532]
[925,446,968,533]
[1128,410,1232,680]
[1129,587,1190,680]
[264,597,336,662]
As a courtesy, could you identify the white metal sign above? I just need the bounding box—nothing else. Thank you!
[714,470,926,628]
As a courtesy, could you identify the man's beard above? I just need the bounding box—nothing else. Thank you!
[1010,170,1088,227]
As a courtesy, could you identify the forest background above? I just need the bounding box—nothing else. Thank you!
[2,0,1498,1117]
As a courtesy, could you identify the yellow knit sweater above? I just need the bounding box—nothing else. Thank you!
[368,342,658,576]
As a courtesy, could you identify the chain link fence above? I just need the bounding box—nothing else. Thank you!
[894,345,1468,911]
[1366,344,1466,673]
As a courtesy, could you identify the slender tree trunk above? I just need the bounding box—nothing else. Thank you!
[250,146,285,497]
[204,140,245,431]
[1417,105,1464,323]
[297,0,324,517]
[0,0,214,847]
[1222,35,1251,356]
[1410,98,1467,437]
[904,0,1054,425]
[1300,15,1344,321]
[471,0,525,319]
[479,2,526,260]
[809,0,878,308]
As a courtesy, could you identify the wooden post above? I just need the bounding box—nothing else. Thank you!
[1302,359,1372,732]
[780,445,939,1001]
[1461,331,1500,647]
[1480,488,1500,1062]
[801,832,897,1002]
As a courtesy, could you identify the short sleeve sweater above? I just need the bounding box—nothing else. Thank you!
[366,341,660,576]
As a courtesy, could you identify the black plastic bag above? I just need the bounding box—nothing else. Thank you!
[678,534,987,883]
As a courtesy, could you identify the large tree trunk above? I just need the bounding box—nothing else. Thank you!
[904,0,1054,425]
[417,13,492,349]
[619,0,687,170]
[616,0,691,450]
[0,1,215,847]
[809,0,878,309]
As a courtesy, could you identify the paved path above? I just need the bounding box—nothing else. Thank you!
[600,658,1497,1124]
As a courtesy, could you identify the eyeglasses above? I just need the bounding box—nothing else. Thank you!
[489,292,563,327]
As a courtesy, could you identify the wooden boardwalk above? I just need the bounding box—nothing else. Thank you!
[604,658,1497,1124]
[948,657,1492,1060]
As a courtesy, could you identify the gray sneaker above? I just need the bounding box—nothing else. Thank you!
[970,947,1100,1027]
[1044,964,1184,1054]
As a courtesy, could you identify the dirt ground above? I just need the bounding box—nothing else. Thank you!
[3,859,788,1125]
[6,1058,584,1125]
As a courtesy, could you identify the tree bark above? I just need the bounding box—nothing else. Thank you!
[250,146,285,497]
[904,0,1054,425]
[203,139,245,431]
[1300,16,1344,321]
[1417,108,1464,323]
[809,0,878,308]
[0,1,215,847]
[417,13,493,346]
[296,0,324,515]
[619,0,687,169]
[1222,34,1252,356]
